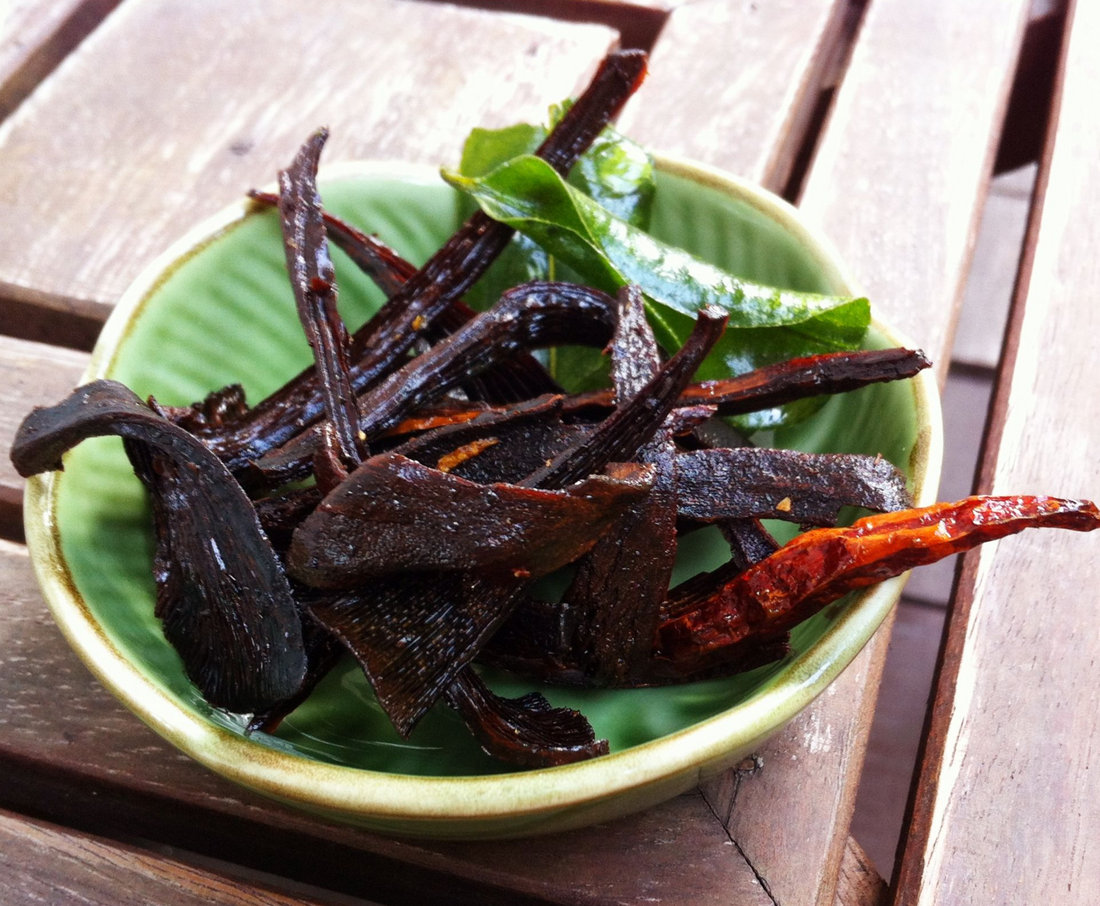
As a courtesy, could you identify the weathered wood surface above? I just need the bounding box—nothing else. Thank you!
[0,807,342,906]
[0,0,616,331]
[0,534,773,903]
[0,0,121,121]
[617,0,849,192]
[617,0,1031,901]
[0,335,87,530]
[893,2,1100,902]
[798,0,1030,371]
[835,837,888,906]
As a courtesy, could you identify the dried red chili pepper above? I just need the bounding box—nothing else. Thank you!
[654,496,1100,675]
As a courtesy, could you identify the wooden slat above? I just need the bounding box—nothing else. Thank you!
[0,0,121,121]
[608,1,1029,904]
[616,0,849,191]
[0,336,88,533]
[894,2,1100,902]
[798,0,1031,372]
[0,807,339,906]
[0,535,773,905]
[0,0,616,334]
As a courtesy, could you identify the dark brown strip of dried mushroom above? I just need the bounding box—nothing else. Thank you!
[11,381,306,713]
[306,303,726,737]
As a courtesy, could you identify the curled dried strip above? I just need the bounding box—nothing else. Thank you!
[201,50,648,471]
[394,395,590,485]
[565,285,678,682]
[675,447,912,527]
[247,610,345,734]
[11,381,306,713]
[445,670,608,768]
[309,307,726,735]
[380,347,930,441]
[277,128,363,466]
[669,347,932,417]
[287,454,654,587]
[522,303,728,489]
[655,496,1100,675]
[249,189,559,405]
[249,282,618,487]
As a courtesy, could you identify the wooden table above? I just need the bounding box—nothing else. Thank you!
[0,0,1095,903]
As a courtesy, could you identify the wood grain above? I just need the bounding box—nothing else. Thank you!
[0,335,88,534]
[798,0,1031,372]
[0,0,121,121]
[616,0,849,191]
[0,0,616,332]
[834,837,888,906]
[893,1,1100,902]
[0,534,786,905]
[0,807,338,906]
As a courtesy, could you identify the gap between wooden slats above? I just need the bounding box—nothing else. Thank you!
[0,0,122,122]
[893,0,1100,901]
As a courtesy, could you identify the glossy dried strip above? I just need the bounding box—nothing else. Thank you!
[10,382,306,712]
[382,346,930,439]
[287,454,654,587]
[675,447,912,527]
[522,304,727,489]
[203,49,648,471]
[250,189,558,404]
[444,670,608,768]
[250,282,618,487]
[565,285,678,682]
[309,308,725,735]
[393,395,588,485]
[655,496,1100,674]
[276,128,363,466]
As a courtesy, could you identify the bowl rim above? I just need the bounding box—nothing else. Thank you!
[23,154,943,824]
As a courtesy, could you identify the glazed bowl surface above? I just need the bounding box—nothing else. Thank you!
[24,154,942,838]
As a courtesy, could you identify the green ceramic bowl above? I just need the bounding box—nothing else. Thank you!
[24,156,942,839]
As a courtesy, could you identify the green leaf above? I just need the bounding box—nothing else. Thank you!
[453,115,657,311]
[443,154,870,429]
[455,125,550,311]
[550,101,655,229]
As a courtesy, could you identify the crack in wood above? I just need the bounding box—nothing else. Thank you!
[698,788,779,906]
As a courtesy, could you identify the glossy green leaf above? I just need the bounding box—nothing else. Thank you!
[444,155,869,426]
[454,115,657,311]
